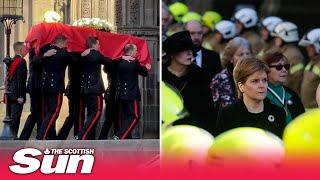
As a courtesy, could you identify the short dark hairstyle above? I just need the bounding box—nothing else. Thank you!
[13,42,25,52]
[54,34,67,44]
[124,44,137,54]
[86,37,99,48]
[262,49,289,65]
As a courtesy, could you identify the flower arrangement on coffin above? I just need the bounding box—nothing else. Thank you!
[72,18,114,32]
[44,11,62,23]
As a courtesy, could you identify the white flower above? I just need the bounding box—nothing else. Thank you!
[44,11,61,23]
[71,18,113,32]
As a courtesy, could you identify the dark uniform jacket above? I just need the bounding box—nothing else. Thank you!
[27,46,50,94]
[80,49,112,94]
[115,58,148,101]
[217,99,286,138]
[7,55,27,101]
[41,45,73,93]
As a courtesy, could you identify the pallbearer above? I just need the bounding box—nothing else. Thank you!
[75,37,113,140]
[113,44,150,139]
[36,35,74,140]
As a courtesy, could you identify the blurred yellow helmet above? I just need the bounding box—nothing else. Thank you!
[283,109,320,162]
[181,12,202,24]
[169,2,189,22]
[202,11,222,29]
[207,127,284,170]
[161,82,188,132]
[162,125,214,169]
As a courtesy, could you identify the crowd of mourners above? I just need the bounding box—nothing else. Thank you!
[162,1,320,138]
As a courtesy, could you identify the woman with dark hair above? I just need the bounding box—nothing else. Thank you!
[162,31,217,135]
[262,50,305,124]
[217,58,286,138]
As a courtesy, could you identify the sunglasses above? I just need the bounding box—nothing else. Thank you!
[269,64,290,71]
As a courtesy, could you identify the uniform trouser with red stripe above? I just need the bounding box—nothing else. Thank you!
[99,98,119,139]
[36,93,63,140]
[115,100,139,139]
[76,94,102,140]
[56,94,81,140]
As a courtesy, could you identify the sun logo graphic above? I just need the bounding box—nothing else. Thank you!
[9,148,95,174]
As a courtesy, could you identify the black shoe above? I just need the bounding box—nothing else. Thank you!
[74,135,81,140]
[112,135,120,140]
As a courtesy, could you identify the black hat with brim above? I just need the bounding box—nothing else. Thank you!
[163,31,200,55]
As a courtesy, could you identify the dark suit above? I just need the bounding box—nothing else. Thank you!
[7,55,27,137]
[75,49,113,140]
[36,45,74,140]
[114,58,148,139]
[196,48,222,81]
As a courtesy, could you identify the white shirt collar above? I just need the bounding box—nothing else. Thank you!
[194,50,202,67]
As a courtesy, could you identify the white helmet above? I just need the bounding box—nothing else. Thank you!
[214,20,237,40]
[299,28,320,54]
[234,8,258,28]
[262,16,283,33]
[271,21,299,43]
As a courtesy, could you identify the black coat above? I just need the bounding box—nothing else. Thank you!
[199,48,222,80]
[80,49,112,94]
[217,99,286,138]
[162,62,217,135]
[41,45,74,93]
[115,59,148,101]
[7,55,27,101]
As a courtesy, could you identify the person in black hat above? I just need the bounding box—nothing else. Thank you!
[162,31,217,135]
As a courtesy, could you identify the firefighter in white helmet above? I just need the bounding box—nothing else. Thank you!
[272,21,305,95]
[299,28,320,109]
[233,8,263,55]
[211,20,238,59]
[258,16,283,57]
